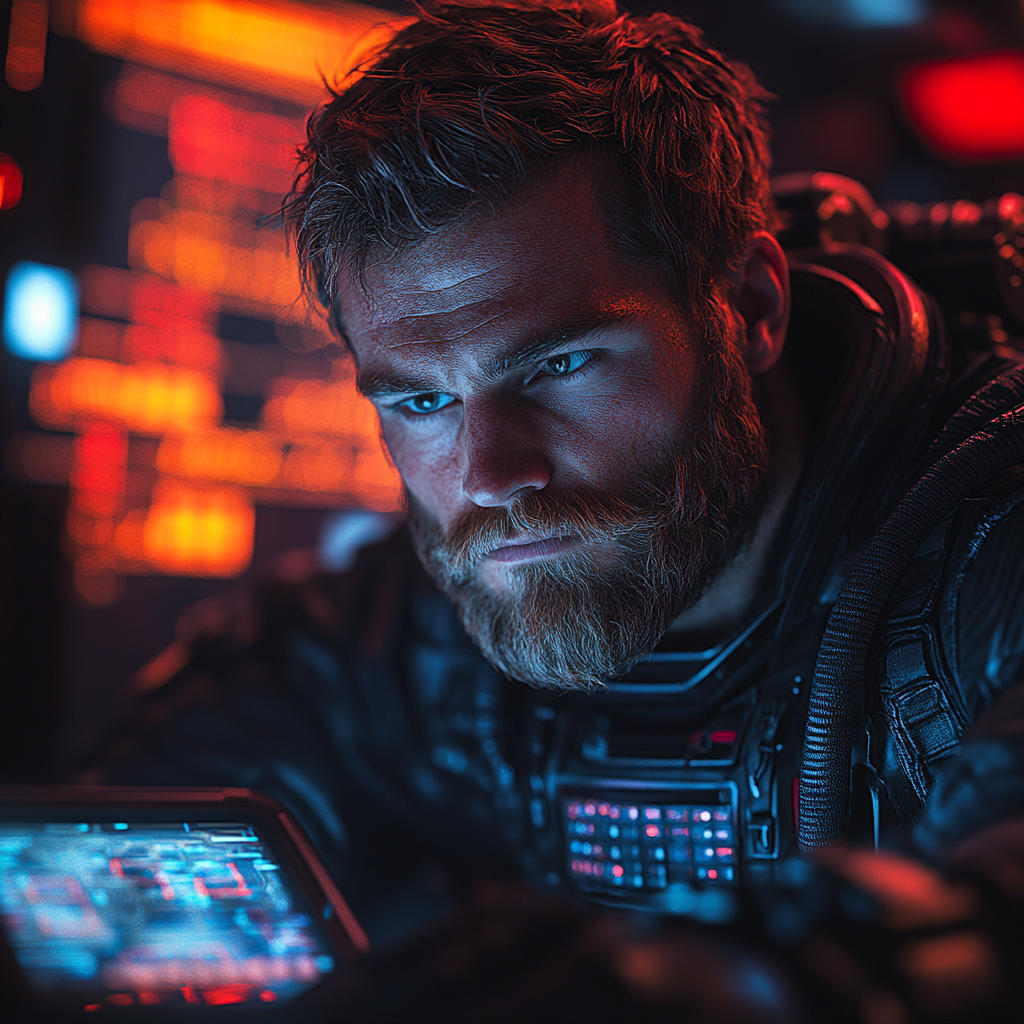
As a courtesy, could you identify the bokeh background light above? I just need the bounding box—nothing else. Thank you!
[897,50,1024,162]
[4,261,79,361]
[7,0,405,600]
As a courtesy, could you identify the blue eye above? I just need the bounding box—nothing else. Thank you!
[540,350,594,377]
[397,392,455,415]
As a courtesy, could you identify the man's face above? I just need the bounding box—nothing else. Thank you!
[339,168,768,690]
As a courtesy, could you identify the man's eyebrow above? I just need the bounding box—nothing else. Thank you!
[358,371,441,399]
[357,315,631,398]
[481,315,628,382]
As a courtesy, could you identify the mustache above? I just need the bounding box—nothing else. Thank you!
[414,474,684,584]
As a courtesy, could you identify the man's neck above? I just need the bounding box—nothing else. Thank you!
[664,360,806,645]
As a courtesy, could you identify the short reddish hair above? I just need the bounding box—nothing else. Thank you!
[288,1,775,321]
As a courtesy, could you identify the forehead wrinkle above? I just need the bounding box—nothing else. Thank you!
[443,311,506,342]
[374,261,556,329]
[387,255,519,296]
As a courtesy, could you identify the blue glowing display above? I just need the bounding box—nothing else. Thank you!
[0,821,334,1010]
[3,261,78,361]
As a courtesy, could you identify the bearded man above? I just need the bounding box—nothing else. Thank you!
[88,1,1024,933]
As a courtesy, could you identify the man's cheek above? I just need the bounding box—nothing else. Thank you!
[383,426,465,526]
[378,420,428,482]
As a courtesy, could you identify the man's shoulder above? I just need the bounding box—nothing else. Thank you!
[869,364,1024,821]
[942,464,1024,697]
[126,520,424,706]
[79,522,428,785]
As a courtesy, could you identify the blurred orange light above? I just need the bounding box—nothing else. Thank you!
[262,377,380,439]
[277,442,356,493]
[66,0,406,105]
[129,205,300,315]
[157,429,282,485]
[898,51,1024,162]
[0,153,25,210]
[30,358,223,434]
[143,484,254,577]
[269,441,401,510]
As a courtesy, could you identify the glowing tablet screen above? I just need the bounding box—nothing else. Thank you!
[0,821,335,1010]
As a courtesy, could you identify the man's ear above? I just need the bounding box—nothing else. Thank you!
[728,232,790,375]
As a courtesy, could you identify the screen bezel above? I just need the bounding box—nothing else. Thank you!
[0,785,367,1021]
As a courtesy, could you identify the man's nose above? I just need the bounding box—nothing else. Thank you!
[461,401,553,507]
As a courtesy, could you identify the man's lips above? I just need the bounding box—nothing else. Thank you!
[486,535,578,563]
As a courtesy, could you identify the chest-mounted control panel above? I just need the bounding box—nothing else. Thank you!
[560,783,739,911]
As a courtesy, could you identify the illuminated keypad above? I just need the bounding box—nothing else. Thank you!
[563,798,736,892]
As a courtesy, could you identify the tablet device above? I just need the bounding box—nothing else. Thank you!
[0,786,368,1020]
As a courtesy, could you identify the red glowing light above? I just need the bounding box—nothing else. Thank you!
[898,51,1024,162]
[0,153,24,209]
[131,273,216,328]
[202,985,251,1006]
[72,428,127,516]
[193,861,252,898]
[707,869,718,880]
[169,94,301,194]
[611,864,625,878]
[259,990,278,1002]
[709,730,737,744]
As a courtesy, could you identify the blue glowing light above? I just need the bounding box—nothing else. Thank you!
[780,0,925,27]
[845,0,924,26]
[3,261,78,361]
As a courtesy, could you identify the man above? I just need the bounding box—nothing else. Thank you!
[90,1,1024,930]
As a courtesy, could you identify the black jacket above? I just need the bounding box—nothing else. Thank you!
[88,246,1024,925]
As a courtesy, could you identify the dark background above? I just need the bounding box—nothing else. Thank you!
[2,0,1023,783]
